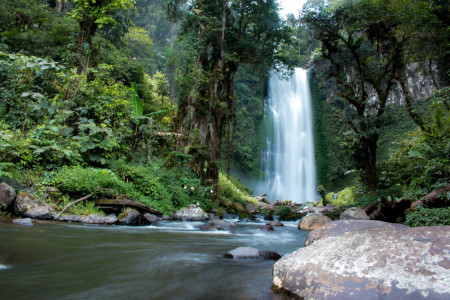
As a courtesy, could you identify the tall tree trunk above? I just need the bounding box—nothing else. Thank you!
[77,16,98,74]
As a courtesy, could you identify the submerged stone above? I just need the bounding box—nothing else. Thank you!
[200,219,235,231]
[12,218,34,226]
[224,247,281,261]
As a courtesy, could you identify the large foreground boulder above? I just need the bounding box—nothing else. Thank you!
[224,247,281,260]
[0,183,16,210]
[298,213,332,230]
[273,224,450,300]
[304,220,407,246]
[172,204,209,221]
[14,193,54,219]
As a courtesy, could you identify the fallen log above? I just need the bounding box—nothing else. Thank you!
[94,198,163,216]
[411,185,450,209]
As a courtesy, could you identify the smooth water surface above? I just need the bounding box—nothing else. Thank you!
[260,68,318,203]
[0,220,307,300]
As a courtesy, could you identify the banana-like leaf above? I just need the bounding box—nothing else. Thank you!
[131,82,143,118]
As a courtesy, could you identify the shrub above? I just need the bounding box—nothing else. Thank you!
[53,166,131,195]
[325,186,356,206]
[404,206,450,227]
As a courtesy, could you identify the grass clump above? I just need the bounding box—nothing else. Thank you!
[325,186,357,206]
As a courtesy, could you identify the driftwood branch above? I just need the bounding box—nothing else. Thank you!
[54,192,96,219]
[54,188,114,219]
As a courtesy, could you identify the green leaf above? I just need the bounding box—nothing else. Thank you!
[131,82,143,118]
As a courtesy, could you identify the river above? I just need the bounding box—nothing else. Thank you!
[0,219,307,299]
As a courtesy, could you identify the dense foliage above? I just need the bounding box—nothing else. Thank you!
[0,0,266,215]
[0,0,448,224]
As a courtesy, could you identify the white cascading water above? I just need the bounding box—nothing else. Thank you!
[260,68,317,203]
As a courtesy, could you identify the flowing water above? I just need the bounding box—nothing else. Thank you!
[0,219,307,299]
[259,68,318,203]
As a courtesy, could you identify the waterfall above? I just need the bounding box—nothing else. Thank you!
[259,68,318,203]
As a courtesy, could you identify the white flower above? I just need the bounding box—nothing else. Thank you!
[184,185,187,189]
[190,186,195,191]
[210,189,214,193]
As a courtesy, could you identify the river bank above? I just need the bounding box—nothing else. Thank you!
[0,218,307,300]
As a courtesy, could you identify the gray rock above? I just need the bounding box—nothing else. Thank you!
[224,247,281,261]
[267,220,284,226]
[298,213,332,230]
[82,214,117,224]
[340,207,370,220]
[301,204,338,214]
[119,208,141,225]
[273,225,450,300]
[172,204,209,221]
[304,220,407,246]
[14,193,54,219]
[200,219,235,231]
[12,218,34,226]
[0,182,16,210]
[246,202,256,214]
[59,214,83,222]
[257,225,275,231]
[143,213,161,224]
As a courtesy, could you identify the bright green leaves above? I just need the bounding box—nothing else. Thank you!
[131,82,143,119]
[65,0,135,28]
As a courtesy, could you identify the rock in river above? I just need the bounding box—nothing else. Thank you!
[298,213,332,230]
[12,218,34,226]
[257,225,275,231]
[82,214,118,225]
[143,213,161,224]
[273,224,450,300]
[200,219,235,231]
[0,182,16,210]
[267,221,284,226]
[224,247,281,260]
[119,208,141,225]
[172,204,209,221]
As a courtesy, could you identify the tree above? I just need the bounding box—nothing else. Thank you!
[169,0,289,191]
[61,0,135,74]
[303,1,412,191]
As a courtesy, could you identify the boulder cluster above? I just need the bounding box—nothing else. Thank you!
[0,182,161,226]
